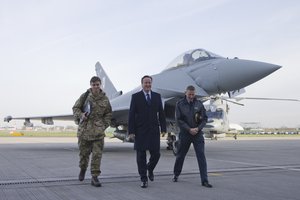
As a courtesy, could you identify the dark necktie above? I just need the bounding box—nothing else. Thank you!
[146,93,151,105]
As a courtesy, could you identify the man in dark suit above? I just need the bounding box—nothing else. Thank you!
[128,75,167,188]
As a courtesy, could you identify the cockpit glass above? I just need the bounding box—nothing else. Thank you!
[164,48,223,70]
[206,110,223,119]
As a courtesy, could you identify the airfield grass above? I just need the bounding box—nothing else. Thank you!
[0,130,114,137]
[0,130,298,138]
[0,130,76,137]
[226,133,300,138]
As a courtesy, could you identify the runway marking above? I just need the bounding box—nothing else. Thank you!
[208,158,262,166]
[208,173,223,176]
[62,147,77,151]
[208,158,300,172]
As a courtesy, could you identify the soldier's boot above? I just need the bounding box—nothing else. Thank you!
[78,169,86,181]
[91,176,102,187]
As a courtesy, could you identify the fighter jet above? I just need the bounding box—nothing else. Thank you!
[4,48,281,150]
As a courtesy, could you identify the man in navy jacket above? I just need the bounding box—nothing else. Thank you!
[128,75,166,188]
[173,85,212,188]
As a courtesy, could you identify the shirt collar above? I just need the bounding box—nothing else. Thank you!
[143,90,151,97]
[185,97,194,104]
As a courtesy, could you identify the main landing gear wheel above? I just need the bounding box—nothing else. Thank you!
[171,135,178,156]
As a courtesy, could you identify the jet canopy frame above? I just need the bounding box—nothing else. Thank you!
[165,48,223,70]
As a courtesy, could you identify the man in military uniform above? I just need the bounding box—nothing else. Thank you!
[73,76,112,187]
[172,85,212,188]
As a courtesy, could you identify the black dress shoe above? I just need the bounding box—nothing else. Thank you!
[140,181,148,188]
[148,171,154,181]
[202,181,212,188]
[91,176,102,187]
[78,169,86,181]
[172,175,178,182]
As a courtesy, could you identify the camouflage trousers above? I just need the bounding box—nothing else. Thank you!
[78,138,104,177]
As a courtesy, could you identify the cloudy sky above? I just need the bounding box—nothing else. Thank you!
[1,0,299,128]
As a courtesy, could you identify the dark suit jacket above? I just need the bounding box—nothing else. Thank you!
[128,90,166,151]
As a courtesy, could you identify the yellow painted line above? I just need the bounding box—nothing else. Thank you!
[209,173,223,176]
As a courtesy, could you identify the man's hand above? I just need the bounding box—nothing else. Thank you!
[79,112,88,123]
[189,128,199,135]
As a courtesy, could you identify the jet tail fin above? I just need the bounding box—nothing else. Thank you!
[95,62,122,100]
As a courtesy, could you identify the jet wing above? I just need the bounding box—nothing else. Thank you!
[233,97,300,102]
[4,114,73,126]
[4,105,131,127]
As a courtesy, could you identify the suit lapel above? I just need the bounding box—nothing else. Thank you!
[139,91,148,105]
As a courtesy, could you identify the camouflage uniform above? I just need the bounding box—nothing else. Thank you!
[73,89,112,177]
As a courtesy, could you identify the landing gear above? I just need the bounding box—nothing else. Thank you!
[166,132,173,150]
[206,132,218,140]
[166,133,178,156]
[172,135,178,156]
[233,134,237,140]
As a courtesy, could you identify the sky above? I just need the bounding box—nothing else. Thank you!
[0,0,299,128]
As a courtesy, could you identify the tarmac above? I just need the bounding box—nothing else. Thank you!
[0,136,300,200]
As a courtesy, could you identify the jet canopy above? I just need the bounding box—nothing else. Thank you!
[165,48,223,70]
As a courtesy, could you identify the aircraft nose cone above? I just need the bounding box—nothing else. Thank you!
[217,59,281,92]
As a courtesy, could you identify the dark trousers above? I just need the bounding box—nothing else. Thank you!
[173,133,208,183]
[136,150,160,182]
